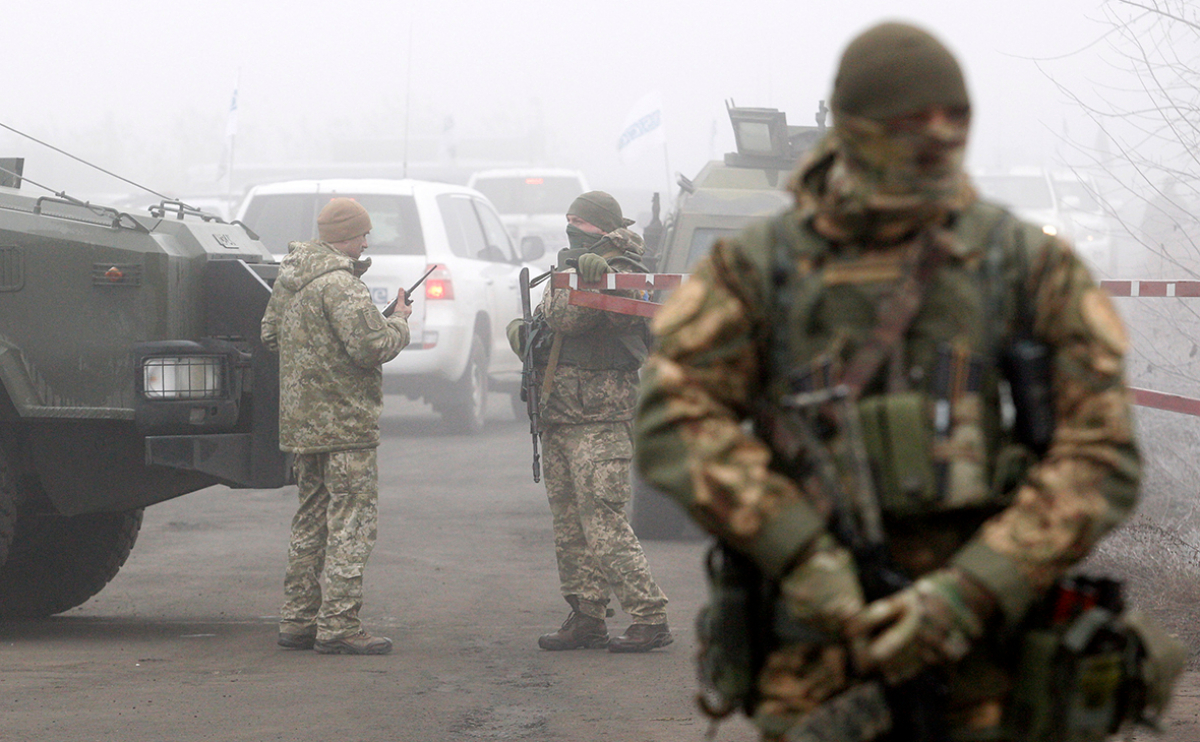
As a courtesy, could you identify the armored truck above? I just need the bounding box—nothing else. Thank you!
[631,102,826,540]
[0,175,288,618]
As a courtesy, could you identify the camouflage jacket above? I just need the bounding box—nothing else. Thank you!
[261,240,409,453]
[634,200,1140,630]
[539,228,650,426]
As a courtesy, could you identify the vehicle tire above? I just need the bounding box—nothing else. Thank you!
[0,508,143,619]
[0,464,15,571]
[441,334,488,434]
[630,466,705,542]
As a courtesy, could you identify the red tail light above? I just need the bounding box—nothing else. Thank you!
[425,265,454,300]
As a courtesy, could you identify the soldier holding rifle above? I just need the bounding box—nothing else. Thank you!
[509,191,672,653]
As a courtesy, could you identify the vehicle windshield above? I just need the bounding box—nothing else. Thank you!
[974,175,1054,210]
[471,176,582,215]
[685,227,740,268]
[242,193,425,255]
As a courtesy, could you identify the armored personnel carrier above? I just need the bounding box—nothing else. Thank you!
[632,102,826,540]
[0,163,288,618]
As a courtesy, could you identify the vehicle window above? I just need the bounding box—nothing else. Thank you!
[974,176,1054,210]
[326,194,424,255]
[241,194,317,254]
[473,200,516,262]
[470,176,582,215]
[685,228,739,269]
[437,194,487,259]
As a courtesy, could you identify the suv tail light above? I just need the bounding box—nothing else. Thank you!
[425,265,454,300]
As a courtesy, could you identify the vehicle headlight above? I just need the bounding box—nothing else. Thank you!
[142,355,224,400]
[1042,224,1058,237]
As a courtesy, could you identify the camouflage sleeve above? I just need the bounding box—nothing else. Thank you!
[323,274,410,368]
[260,283,289,353]
[953,235,1141,628]
[635,241,829,579]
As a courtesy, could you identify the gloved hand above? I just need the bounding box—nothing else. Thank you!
[506,318,526,357]
[779,533,865,635]
[577,252,610,283]
[847,568,994,685]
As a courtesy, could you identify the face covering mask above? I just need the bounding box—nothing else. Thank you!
[566,224,604,251]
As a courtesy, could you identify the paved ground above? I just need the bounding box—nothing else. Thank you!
[1,396,1196,741]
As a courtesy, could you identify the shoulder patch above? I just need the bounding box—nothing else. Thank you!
[358,306,385,333]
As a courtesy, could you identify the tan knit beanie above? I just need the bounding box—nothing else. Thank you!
[318,198,372,243]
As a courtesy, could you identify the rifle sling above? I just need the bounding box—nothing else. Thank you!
[838,230,946,398]
[541,333,564,397]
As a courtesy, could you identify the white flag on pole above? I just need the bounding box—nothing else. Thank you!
[617,91,665,165]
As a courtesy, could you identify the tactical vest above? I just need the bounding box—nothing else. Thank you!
[740,200,1048,518]
[556,252,652,371]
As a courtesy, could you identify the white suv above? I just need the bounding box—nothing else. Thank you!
[235,178,546,432]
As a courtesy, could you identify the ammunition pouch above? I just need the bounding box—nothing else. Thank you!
[1005,577,1185,741]
[858,392,938,514]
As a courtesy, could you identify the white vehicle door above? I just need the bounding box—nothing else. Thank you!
[470,198,525,378]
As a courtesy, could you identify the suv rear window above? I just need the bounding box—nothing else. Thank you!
[242,193,425,255]
[470,176,581,215]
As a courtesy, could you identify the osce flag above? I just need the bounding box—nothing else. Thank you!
[617,91,666,164]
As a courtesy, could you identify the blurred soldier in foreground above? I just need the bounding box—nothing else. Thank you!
[635,22,1174,742]
[262,198,411,655]
[508,191,672,653]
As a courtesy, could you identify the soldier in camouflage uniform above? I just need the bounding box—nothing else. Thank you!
[635,23,1140,740]
[261,197,411,656]
[518,191,672,653]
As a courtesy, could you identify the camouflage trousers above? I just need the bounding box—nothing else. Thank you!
[280,449,379,641]
[542,421,668,623]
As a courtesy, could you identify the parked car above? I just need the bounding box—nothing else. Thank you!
[467,168,589,254]
[235,179,545,432]
[973,168,1116,275]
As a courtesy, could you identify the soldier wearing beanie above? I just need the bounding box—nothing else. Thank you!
[507,190,671,653]
[636,20,1145,741]
[261,197,412,655]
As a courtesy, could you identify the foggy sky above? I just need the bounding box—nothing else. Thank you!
[3,0,1114,205]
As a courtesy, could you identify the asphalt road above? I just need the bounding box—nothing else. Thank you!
[1,397,760,742]
[2,396,1196,741]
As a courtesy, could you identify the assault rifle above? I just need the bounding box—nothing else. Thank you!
[382,264,439,318]
[518,267,542,483]
[777,385,947,742]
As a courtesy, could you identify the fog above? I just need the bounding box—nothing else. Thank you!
[3,0,1114,211]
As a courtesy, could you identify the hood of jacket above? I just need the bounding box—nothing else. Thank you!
[277,240,371,292]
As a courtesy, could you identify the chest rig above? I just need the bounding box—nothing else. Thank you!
[749,201,1038,518]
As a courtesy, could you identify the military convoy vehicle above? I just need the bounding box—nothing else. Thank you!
[630,102,827,540]
[0,163,288,618]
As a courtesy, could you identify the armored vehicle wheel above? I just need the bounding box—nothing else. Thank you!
[0,472,14,570]
[442,334,489,434]
[0,509,143,619]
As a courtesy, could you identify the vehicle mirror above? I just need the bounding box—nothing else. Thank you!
[520,235,545,261]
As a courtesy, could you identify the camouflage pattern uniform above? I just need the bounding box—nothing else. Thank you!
[635,116,1139,742]
[538,228,669,625]
[261,240,409,641]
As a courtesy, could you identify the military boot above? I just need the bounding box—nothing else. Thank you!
[538,596,609,650]
[313,631,393,655]
[608,622,673,653]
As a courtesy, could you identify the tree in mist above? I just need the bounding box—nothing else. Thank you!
[1044,0,1200,276]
